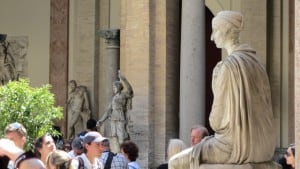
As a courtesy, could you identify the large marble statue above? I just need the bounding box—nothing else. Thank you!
[169,11,277,169]
[67,80,91,139]
[0,34,18,85]
[97,71,134,150]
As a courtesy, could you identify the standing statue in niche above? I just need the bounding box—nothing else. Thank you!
[169,11,277,169]
[0,34,18,85]
[97,71,134,151]
[67,80,91,140]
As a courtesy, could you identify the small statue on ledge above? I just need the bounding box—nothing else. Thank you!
[97,70,134,151]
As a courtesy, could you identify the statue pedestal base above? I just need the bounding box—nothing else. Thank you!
[199,161,281,169]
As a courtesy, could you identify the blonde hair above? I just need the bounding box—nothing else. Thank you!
[167,139,187,160]
[5,122,27,137]
[46,150,75,169]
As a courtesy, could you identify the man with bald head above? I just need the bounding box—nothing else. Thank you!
[190,125,209,146]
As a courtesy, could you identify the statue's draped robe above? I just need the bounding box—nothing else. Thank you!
[170,44,276,169]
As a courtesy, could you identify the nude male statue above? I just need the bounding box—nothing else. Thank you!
[67,80,91,139]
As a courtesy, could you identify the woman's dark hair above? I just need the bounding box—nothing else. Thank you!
[120,140,139,161]
[34,133,51,158]
[290,144,295,156]
[86,118,97,131]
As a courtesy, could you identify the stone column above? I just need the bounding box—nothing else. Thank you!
[294,0,300,168]
[98,29,120,152]
[50,0,69,137]
[180,0,205,145]
[98,29,120,99]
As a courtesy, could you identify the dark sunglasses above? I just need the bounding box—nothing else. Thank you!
[11,122,22,129]
[11,122,26,135]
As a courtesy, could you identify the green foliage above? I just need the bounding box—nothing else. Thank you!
[0,79,63,150]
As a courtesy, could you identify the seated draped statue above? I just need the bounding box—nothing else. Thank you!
[169,11,276,169]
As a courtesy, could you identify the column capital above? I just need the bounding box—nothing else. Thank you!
[98,29,120,47]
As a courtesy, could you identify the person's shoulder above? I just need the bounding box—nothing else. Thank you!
[76,153,87,161]
[128,161,140,169]
[68,150,75,158]
[77,86,88,92]
[113,153,127,161]
[157,163,168,169]
[76,154,88,168]
[107,153,127,168]
[99,151,109,160]
[78,131,88,137]
[70,158,80,169]
[18,158,45,169]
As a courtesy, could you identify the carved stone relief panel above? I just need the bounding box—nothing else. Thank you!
[6,36,29,78]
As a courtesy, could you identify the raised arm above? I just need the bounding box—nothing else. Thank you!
[118,70,134,97]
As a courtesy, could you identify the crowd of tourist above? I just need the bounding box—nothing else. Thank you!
[0,120,295,169]
[0,120,140,169]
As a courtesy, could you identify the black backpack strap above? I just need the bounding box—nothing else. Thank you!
[14,151,36,169]
[77,157,84,169]
[104,152,116,169]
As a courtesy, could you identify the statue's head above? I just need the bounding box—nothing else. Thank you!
[211,11,243,48]
[113,81,123,93]
[69,80,77,91]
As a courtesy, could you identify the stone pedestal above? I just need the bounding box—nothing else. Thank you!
[199,162,281,169]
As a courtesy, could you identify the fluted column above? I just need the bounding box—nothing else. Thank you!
[179,0,205,145]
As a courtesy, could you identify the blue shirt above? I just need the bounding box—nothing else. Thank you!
[99,151,128,169]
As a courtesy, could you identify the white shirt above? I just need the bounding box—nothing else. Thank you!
[74,153,104,169]
[68,150,76,158]
[7,160,14,169]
